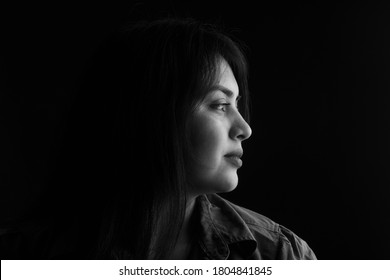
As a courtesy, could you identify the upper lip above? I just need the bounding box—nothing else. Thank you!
[225,150,243,158]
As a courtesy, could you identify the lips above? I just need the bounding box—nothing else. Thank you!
[224,151,243,168]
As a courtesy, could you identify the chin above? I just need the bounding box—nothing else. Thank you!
[191,169,239,195]
[214,173,239,193]
[218,184,238,194]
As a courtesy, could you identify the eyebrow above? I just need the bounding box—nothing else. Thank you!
[210,85,241,100]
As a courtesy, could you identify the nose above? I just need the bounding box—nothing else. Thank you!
[229,111,252,141]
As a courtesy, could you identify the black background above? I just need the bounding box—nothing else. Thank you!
[2,1,390,259]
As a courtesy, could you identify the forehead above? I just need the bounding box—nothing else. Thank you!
[215,59,239,97]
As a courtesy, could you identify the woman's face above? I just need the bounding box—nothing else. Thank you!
[188,59,252,196]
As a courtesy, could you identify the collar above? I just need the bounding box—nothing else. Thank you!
[196,194,257,259]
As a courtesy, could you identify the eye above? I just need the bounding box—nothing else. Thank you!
[211,102,230,112]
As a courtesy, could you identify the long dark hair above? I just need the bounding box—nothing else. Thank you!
[43,17,250,259]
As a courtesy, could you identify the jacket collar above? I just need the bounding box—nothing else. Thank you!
[196,194,257,259]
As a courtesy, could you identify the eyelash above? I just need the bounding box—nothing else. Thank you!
[211,101,240,112]
[212,103,231,112]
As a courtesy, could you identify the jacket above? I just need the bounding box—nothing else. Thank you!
[193,194,317,259]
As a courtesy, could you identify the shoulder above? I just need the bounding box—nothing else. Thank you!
[204,194,317,260]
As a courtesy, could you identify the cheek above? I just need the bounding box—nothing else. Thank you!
[188,113,238,194]
[190,118,224,167]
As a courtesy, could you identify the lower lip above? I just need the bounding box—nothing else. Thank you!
[225,156,243,168]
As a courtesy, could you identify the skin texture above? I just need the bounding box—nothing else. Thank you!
[188,59,252,198]
[170,59,252,259]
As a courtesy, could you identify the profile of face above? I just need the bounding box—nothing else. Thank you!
[188,59,252,196]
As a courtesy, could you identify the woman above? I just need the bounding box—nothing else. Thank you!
[1,18,317,260]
